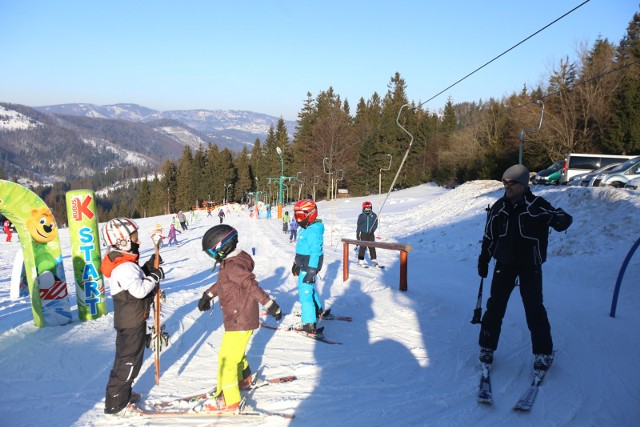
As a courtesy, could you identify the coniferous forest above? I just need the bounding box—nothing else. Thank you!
[4,12,639,225]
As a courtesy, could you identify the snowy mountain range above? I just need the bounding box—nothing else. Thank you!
[0,102,297,184]
[34,103,297,148]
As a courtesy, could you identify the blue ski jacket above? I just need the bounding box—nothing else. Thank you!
[294,220,324,271]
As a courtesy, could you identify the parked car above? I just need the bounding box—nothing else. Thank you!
[531,160,564,185]
[566,171,589,186]
[575,163,622,187]
[598,156,640,188]
[559,153,635,184]
[624,176,640,190]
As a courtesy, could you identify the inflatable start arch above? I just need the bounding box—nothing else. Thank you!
[66,189,107,320]
[0,180,72,327]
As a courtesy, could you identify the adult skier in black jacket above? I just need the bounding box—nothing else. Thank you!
[477,164,573,371]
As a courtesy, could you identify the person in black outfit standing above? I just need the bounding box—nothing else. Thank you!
[477,164,572,371]
[356,201,378,267]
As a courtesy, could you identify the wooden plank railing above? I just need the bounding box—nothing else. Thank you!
[341,238,413,291]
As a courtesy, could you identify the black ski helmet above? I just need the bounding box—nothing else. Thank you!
[202,224,238,261]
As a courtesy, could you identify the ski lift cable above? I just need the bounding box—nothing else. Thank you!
[359,2,591,238]
[416,0,591,110]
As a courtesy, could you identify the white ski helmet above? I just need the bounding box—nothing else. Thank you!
[102,217,139,252]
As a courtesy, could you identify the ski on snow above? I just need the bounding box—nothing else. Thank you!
[356,263,385,269]
[153,374,297,409]
[295,308,352,322]
[318,308,352,322]
[477,354,554,411]
[513,358,554,412]
[260,322,342,345]
[262,308,353,322]
[126,372,296,419]
[477,362,493,404]
[127,404,294,419]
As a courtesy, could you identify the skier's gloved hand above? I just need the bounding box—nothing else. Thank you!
[477,260,488,278]
[550,208,573,232]
[266,300,282,321]
[303,267,318,284]
[142,254,164,275]
[198,292,213,312]
[149,267,165,282]
[291,262,300,277]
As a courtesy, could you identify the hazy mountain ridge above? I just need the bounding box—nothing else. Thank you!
[36,102,297,143]
[0,102,296,184]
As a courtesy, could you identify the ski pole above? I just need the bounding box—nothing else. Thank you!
[470,278,483,324]
[153,240,162,384]
[472,205,491,325]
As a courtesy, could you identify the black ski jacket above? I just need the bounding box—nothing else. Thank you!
[479,189,572,266]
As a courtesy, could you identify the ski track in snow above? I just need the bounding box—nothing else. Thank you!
[0,182,639,426]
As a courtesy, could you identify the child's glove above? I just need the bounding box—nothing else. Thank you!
[142,254,164,275]
[303,267,318,284]
[198,292,213,312]
[266,300,282,321]
[291,262,300,277]
[149,267,164,282]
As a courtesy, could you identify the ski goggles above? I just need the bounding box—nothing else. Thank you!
[205,248,218,259]
[205,229,238,259]
[294,210,311,223]
[502,179,521,187]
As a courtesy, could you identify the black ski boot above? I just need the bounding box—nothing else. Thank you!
[302,323,324,339]
[479,347,494,365]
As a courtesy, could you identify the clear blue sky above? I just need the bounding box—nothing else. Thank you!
[1,1,637,121]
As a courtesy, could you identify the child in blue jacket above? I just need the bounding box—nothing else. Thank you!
[289,218,299,242]
[291,199,324,336]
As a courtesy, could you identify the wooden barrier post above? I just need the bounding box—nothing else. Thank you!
[343,241,350,282]
[400,249,408,291]
[341,238,412,291]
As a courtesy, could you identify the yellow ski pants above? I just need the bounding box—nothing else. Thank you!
[215,330,253,405]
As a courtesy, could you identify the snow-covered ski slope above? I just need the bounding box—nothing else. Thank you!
[0,181,638,426]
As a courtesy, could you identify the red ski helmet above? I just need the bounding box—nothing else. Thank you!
[293,199,318,228]
[362,201,372,209]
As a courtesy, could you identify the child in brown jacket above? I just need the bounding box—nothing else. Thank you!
[197,224,281,412]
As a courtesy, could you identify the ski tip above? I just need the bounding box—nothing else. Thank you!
[269,375,297,383]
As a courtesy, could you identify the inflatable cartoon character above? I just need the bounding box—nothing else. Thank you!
[26,207,58,274]
[26,207,58,243]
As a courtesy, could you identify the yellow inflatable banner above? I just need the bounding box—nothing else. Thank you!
[0,180,72,327]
